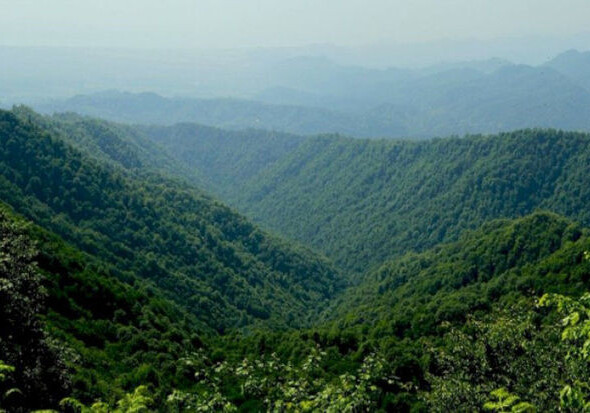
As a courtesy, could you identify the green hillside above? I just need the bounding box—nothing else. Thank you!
[352,211,590,411]
[141,122,305,197]
[3,107,590,411]
[0,108,343,333]
[12,106,207,187]
[104,212,590,411]
[152,128,590,273]
[30,111,590,278]
[328,212,587,337]
[227,212,589,411]
[0,204,209,409]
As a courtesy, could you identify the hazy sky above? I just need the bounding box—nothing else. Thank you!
[1,0,589,49]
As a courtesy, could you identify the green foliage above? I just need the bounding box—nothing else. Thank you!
[0,107,345,407]
[141,122,304,198]
[155,128,590,273]
[539,293,590,359]
[483,388,535,412]
[0,108,343,333]
[0,361,14,383]
[424,304,565,411]
[328,212,588,339]
[4,105,590,411]
[3,205,585,411]
[12,107,205,187]
[112,386,154,413]
[61,386,153,412]
[0,205,210,407]
[0,359,20,411]
[161,348,398,412]
[0,208,70,409]
[540,289,590,411]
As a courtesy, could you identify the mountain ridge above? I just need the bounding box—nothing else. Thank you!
[32,48,590,139]
[0,108,344,332]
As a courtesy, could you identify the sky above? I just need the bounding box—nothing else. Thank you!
[1,0,589,50]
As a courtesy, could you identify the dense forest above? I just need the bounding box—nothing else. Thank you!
[0,109,344,332]
[140,124,590,274]
[2,106,590,411]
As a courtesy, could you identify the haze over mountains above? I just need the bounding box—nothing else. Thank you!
[4,16,590,409]
[3,30,590,101]
[29,48,590,138]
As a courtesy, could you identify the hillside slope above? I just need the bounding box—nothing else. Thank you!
[0,204,208,408]
[327,212,587,336]
[146,128,590,273]
[140,122,307,196]
[325,212,590,410]
[166,212,590,411]
[3,109,590,410]
[0,108,343,332]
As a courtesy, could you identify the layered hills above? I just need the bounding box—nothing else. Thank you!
[0,108,343,332]
[2,106,590,411]
[144,125,590,274]
[34,49,590,138]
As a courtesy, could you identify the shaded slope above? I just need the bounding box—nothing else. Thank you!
[0,108,343,332]
[12,106,206,187]
[0,205,207,408]
[140,122,307,196]
[326,212,587,339]
[199,129,590,273]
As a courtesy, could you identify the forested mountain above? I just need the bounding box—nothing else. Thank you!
[0,205,207,408]
[0,108,343,333]
[312,212,590,410]
[145,127,590,273]
[361,212,590,411]
[4,197,589,411]
[4,0,590,407]
[34,49,590,138]
[109,212,590,411]
[12,107,207,187]
[328,211,587,334]
[3,106,590,411]
[140,123,306,197]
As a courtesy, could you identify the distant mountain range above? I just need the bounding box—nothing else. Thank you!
[545,48,590,90]
[32,49,590,138]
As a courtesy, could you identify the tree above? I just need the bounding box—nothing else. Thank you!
[0,210,69,409]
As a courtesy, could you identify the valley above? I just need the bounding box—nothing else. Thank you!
[2,5,590,409]
[2,105,590,410]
